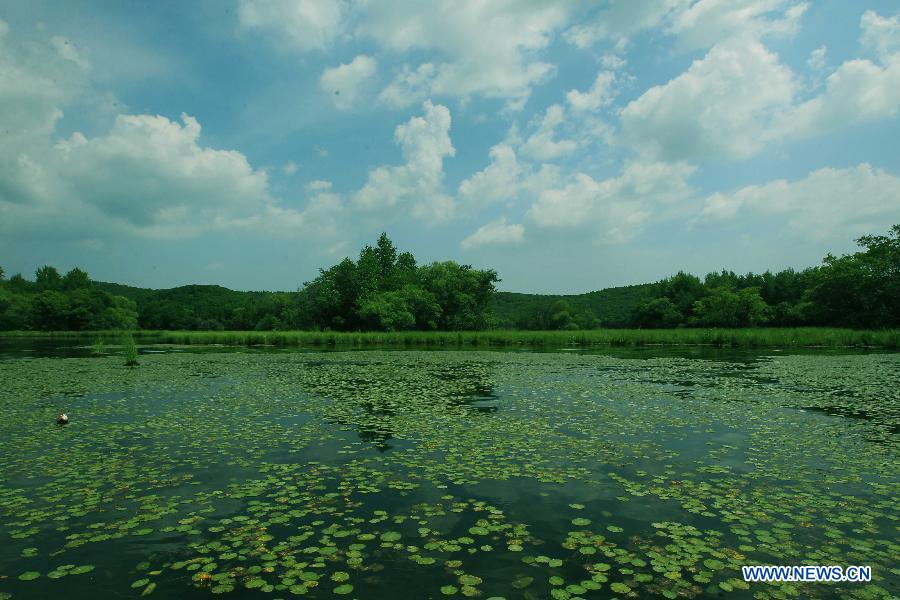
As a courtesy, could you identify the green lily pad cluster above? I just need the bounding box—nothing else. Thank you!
[0,348,896,598]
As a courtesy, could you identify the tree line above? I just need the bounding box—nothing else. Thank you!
[629,225,900,329]
[0,234,499,332]
[1,226,897,331]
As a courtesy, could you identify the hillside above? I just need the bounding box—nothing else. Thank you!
[492,284,654,329]
[91,280,652,330]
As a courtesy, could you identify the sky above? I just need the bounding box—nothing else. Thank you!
[1,0,899,293]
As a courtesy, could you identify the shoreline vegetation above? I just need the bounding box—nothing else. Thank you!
[3,327,899,349]
[2,226,899,335]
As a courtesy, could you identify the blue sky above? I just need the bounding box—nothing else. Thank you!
[1,0,898,293]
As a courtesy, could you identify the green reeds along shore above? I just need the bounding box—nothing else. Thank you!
[3,328,899,349]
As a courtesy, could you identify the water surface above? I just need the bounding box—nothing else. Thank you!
[0,341,897,599]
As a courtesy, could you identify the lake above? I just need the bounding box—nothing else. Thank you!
[0,340,897,599]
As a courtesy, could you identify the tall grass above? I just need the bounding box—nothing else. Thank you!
[4,328,896,349]
[123,333,140,366]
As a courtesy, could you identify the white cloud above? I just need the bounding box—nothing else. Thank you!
[458,144,520,206]
[52,113,272,235]
[521,104,578,161]
[0,24,341,242]
[320,54,377,110]
[50,36,91,69]
[354,101,455,222]
[807,45,827,87]
[668,0,808,51]
[283,160,299,175]
[807,45,827,73]
[528,160,696,242]
[786,60,900,134]
[860,10,900,63]
[246,188,344,237]
[305,179,332,192]
[564,0,806,51]
[237,0,347,51]
[566,71,617,112]
[776,11,900,140]
[461,218,524,249]
[564,0,688,49]
[361,1,571,109]
[621,38,795,160]
[698,163,900,241]
[377,63,436,108]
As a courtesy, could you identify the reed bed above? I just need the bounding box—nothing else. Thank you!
[3,328,899,349]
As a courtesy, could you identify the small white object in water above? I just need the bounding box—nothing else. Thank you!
[56,412,69,425]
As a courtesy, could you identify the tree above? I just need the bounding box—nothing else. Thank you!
[0,265,5,280]
[632,297,683,328]
[548,300,574,330]
[62,267,92,290]
[691,287,769,327]
[806,224,900,327]
[35,265,62,291]
[418,261,499,330]
[358,291,416,331]
[375,232,398,280]
[30,290,70,330]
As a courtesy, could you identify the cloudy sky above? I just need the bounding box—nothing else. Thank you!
[1,1,899,293]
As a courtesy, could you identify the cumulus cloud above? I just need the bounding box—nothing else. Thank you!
[520,104,578,161]
[807,45,827,87]
[461,218,525,249]
[320,54,377,110]
[566,71,618,112]
[354,101,456,222]
[0,22,340,242]
[621,38,795,161]
[237,0,347,51]
[668,0,808,51]
[698,163,900,241]
[773,12,900,142]
[527,160,696,242]
[52,113,271,234]
[458,144,521,207]
[860,9,900,63]
[564,0,806,51]
[564,0,688,49]
[360,1,571,110]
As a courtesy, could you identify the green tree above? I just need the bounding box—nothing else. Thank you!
[358,291,416,331]
[62,267,92,290]
[806,224,900,327]
[418,261,499,330]
[35,265,62,291]
[30,290,70,330]
[548,300,574,330]
[631,297,683,328]
[375,232,398,281]
[691,287,769,327]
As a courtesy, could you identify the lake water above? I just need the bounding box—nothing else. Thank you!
[0,340,897,599]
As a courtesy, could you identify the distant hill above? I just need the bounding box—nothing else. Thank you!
[91,280,652,330]
[93,282,288,330]
[492,284,654,329]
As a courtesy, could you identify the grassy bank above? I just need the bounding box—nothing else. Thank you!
[2,328,899,349]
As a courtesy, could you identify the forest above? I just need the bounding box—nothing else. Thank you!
[1,226,898,332]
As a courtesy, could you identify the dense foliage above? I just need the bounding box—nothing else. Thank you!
[295,234,499,331]
[629,225,900,329]
[0,234,499,332]
[1,226,897,331]
[0,267,138,330]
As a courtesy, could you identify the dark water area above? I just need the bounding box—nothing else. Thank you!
[0,340,897,599]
